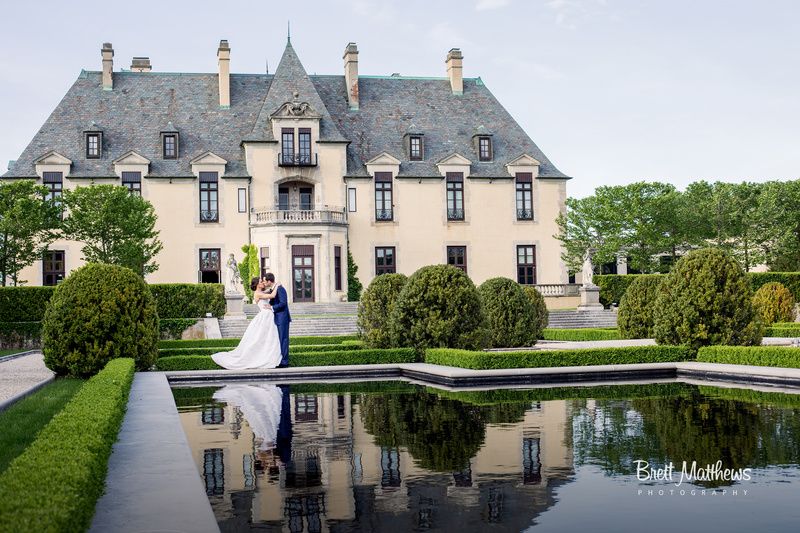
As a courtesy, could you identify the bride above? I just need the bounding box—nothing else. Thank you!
[211,277,283,370]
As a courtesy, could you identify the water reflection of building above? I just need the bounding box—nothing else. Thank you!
[178,389,574,531]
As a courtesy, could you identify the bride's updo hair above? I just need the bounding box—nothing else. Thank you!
[250,277,261,291]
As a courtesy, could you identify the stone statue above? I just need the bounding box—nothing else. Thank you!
[225,253,242,294]
[581,248,596,288]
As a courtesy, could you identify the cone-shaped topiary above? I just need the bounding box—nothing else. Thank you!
[42,263,159,377]
[618,274,664,339]
[653,248,762,352]
[752,282,795,325]
[478,278,537,347]
[390,265,489,354]
[358,273,408,348]
[522,286,549,339]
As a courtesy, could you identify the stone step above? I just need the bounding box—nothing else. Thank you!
[243,302,358,318]
[546,310,617,329]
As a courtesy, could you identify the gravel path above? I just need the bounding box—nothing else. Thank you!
[0,352,55,406]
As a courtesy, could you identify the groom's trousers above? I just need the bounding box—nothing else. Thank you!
[275,314,290,365]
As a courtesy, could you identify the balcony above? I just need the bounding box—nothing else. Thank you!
[200,209,218,223]
[447,208,465,221]
[517,208,534,221]
[278,153,318,167]
[252,207,347,226]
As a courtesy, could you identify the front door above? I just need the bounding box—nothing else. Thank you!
[292,245,314,302]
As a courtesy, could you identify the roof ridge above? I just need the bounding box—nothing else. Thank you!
[248,42,346,142]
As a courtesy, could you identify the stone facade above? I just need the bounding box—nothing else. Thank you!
[3,39,571,303]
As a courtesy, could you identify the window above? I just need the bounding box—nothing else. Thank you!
[86,133,101,159]
[334,246,342,291]
[237,188,247,213]
[42,172,63,211]
[163,133,178,159]
[298,128,311,165]
[409,135,423,161]
[42,250,65,286]
[517,245,536,285]
[299,187,313,210]
[375,247,396,275]
[523,438,542,485]
[281,128,294,165]
[295,394,318,422]
[121,171,141,196]
[278,187,290,210]
[381,447,401,487]
[203,449,224,496]
[199,248,221,283]
[260,247,270,277]
[199,172,218,222]
[374,172,393,221]
[202,406,224,425]
[446,172,464,221]
[447,246,467,273]
[516,173,533,220]
[478,136,492,161]
[347,187,357,212]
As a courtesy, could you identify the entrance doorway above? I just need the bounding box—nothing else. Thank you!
[291,245,314,302]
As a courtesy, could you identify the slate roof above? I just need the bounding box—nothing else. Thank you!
[3,42,569,180]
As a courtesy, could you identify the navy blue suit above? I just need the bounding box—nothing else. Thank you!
[270,285,291,365]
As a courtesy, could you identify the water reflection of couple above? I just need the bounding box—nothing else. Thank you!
[213,383,292,463]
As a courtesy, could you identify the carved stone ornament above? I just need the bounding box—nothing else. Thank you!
[272,92,321,119]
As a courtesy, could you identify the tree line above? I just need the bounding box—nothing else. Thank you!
[0,181,162,285]
[556,180,800,274]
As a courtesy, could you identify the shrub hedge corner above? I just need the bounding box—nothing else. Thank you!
[0,358,135,532]
[696,345,800,368]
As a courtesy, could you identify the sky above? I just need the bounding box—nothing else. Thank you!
[1,0,798,198]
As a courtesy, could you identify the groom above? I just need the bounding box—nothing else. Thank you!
[264,273,291,367]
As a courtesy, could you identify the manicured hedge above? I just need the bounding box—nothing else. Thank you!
[541,328,622,341]
[157,334,359,350]
[764,327,800,337]
[594,274,639,308]
[0,358,135,532]
[696,346,800,368]
[149,284,225,318]
[0,287,55,322]
[154,348,417,371]
[424,345,691,370]
[158,343,365,358]
[0,321,42,350]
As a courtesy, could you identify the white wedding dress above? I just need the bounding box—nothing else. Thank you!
[212,384,283,450]
[211,297,282,369]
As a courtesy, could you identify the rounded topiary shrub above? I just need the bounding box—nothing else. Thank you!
[752,282,795,325]
[42,263,159,377]
[618,274,663,339]
[358,273,408,348]
[653,248,762,351]
[478,278,536,348]
[390,265,489,354]
[522,286,549,339]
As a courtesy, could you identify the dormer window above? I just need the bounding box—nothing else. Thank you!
[162,133,179,159]
[409,135,423,161]
[86,132,102,159]
[478,136,492,161]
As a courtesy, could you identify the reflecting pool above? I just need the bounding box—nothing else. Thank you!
[172,382,800,532]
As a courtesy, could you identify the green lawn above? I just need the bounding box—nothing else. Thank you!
[0,349,26,359]
[0,378,84,474]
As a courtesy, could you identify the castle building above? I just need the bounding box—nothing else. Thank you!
[3,39,571,303]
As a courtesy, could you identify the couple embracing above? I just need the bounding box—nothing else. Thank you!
[212,273,292,370]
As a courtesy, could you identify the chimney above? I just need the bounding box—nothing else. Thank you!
[217,40,231,109]
[101,43,114,90]
[130,57,152,72]
[446,48,463,95]
[343,42,359,110]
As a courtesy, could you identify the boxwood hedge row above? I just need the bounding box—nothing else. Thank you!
[158,343,365,358]
[425,345,691,370]
[696,345,800,368]
[0,358,135,532]
[157,334,360,350]
[541,328,621,341]
[154,348,417,371]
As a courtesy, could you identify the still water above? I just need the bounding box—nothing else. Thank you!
[172,382,800,532]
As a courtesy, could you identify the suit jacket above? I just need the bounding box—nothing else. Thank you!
[270,285,292,323]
